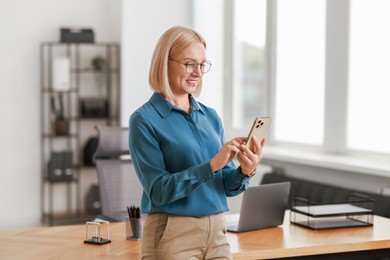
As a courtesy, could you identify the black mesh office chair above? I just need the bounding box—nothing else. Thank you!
[94,125,143,222]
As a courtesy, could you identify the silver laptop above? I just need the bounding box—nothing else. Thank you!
[227,182,291,232]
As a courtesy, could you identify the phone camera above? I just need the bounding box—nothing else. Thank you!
[256,120,264,128]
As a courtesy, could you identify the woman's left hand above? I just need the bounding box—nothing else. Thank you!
[237,136,265,176]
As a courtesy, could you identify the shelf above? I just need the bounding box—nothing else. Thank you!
[79,117,119,121]
[80,165,97,170]
[71,68,120,73]
[42,211,98,226]
[42,41,119,47]
[42,133,78,138]
[41,88,78,93]
[290,195,375,230]
[291,216,372,230]
[43,177,79,183]
[292,204,373,217]
[40,116,120,122]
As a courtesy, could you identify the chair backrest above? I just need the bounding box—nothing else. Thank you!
[94,125,143,221]
[94,125,130,158]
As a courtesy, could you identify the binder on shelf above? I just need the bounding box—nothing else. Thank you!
[80,98,109,118]
[48,151,73,182]
[60,28,94,43]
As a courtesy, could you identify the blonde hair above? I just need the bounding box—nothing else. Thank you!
[149,26,207,99]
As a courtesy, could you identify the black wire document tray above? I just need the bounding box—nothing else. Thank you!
[290,194,375,230]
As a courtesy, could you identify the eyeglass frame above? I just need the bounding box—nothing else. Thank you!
[169,58,212,74]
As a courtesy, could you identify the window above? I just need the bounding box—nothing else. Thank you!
[348,0,390,153]
[230,0,267,130]
[274,0,325,145]
[193,0,390,160]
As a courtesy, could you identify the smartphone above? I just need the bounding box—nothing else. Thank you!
[246,117,272,148]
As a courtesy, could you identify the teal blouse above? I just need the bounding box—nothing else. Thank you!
[128,92,251,216]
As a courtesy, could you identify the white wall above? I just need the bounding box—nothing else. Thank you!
[121,0,193,125]
[0,0,121,228]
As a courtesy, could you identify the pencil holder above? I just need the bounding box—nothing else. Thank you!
[125,217,142,240]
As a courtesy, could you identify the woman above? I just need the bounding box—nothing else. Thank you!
[128,26,265,260]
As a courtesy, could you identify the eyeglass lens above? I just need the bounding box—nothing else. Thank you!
[186,61,211,74]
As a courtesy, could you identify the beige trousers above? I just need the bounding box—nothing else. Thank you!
[141,212,232,260]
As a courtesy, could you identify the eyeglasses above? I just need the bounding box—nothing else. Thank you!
[169,59,212,74]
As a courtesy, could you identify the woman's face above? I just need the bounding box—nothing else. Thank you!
[168,42,206,97]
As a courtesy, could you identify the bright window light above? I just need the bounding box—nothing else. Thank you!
[232,0,267,129]
[274,0,325,145]
[348,0,390,153]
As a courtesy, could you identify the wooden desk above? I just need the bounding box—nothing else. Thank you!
[1,212,390,259]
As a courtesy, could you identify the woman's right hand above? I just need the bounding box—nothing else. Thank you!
[210,137,245,172]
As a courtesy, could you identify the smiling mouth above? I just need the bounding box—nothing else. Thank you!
[187,80,197,86]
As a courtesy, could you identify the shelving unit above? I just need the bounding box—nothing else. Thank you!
[40,42,120,226]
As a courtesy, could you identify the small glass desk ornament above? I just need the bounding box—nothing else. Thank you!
[84,220,111,245]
